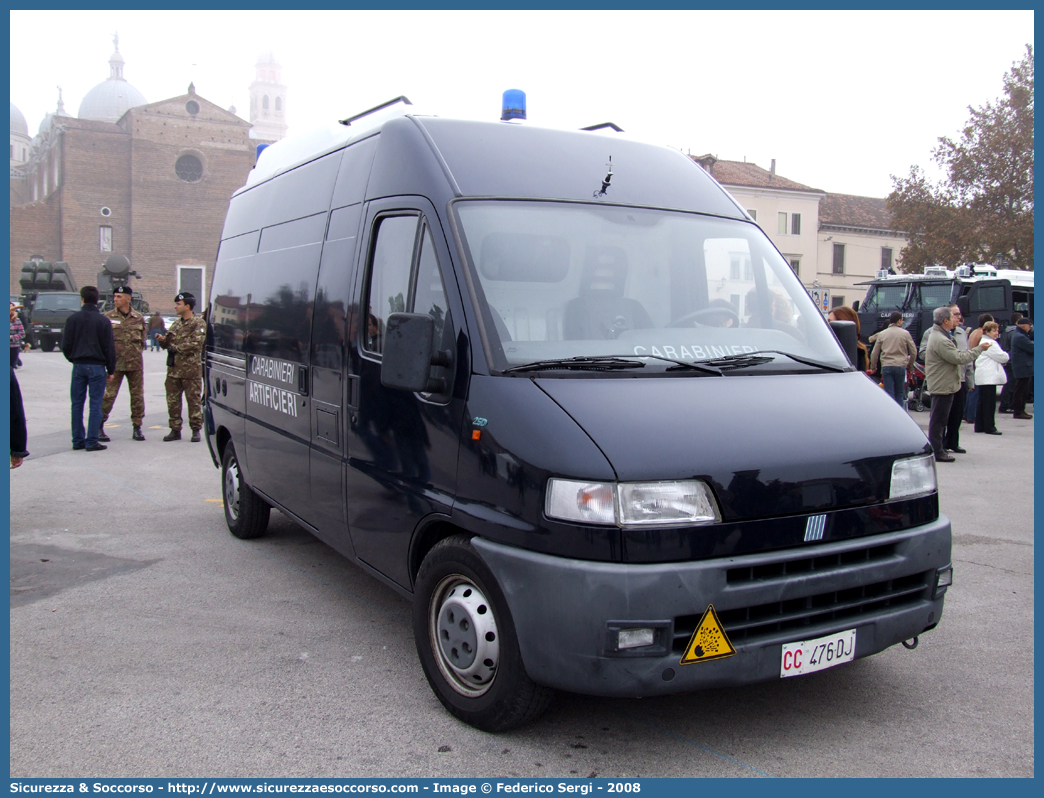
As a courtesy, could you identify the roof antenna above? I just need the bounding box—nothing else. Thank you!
[594,156,613,197]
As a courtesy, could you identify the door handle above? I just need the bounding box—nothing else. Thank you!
[298,365,309,396]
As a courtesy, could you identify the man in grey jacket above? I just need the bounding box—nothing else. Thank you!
[921,304,973,454]
[925,306,991,462]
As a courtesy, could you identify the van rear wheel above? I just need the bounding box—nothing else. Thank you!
[413,535,554,732]
[221,443,270,539]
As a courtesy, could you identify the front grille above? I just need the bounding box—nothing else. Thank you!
[673,570,932,651]
[726,542,897,584]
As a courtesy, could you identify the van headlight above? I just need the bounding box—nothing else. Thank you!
[546,479,720,527]
[889,454,937,500]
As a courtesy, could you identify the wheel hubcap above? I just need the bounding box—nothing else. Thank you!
[224,457,241,521]
[429,575,500,697]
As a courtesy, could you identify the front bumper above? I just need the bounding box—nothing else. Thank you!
[473,515,950,697]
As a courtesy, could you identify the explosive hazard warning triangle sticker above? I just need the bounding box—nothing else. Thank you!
[680,604,736,664]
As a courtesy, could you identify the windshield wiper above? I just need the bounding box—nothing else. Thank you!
[502,356,647,373]
[503,353,723,375]
[668,351,849,373]
[666,354,772,372]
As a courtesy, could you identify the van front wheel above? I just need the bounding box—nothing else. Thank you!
[413,535,554,732]
[221,443,270,539]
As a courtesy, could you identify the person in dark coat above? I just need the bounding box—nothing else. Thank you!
[11,367,28,468]
[1009,317,1034,419]
[60,286,116,451]
[998,312,1023,413]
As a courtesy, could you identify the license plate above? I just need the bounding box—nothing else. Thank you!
[780,629,856,678]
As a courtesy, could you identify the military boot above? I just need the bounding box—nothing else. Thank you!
[190,429,201,443]
[163,429,181,442]
[97,425,111,443]
[132,426,145,441]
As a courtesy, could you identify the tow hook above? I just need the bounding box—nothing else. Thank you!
[902,637,919,650]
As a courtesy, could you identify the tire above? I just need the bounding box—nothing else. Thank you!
[221,443,270,540]
[413,534,554,732]
[41,339,56,353]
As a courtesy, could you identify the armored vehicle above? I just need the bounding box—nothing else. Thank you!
[857,265,1034,348]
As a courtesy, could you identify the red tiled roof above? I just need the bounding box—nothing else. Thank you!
[690,155,821,192]
[819,193,895,231]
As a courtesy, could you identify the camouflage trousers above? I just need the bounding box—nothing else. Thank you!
[165,375,203,432]
[101,369,145,426]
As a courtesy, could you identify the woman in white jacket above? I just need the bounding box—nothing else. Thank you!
[974,321,1009,435]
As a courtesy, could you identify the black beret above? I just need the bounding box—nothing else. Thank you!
[175,292,195,303]
[113,286,133,296]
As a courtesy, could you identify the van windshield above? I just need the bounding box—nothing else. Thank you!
[454,201,850,373]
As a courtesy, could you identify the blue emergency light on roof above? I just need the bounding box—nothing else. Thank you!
[256,143,269,160]
[501,89,526,121]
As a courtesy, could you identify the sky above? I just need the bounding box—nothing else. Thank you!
[9,9,1033,199]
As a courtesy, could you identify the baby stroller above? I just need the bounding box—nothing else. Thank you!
[907,361,929,412]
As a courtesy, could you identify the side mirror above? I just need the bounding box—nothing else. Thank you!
[851,300,860,312]
[381,312,451,393]
[829,319,859,368]
[956,296,971,318]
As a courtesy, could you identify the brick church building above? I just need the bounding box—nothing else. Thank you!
[10,39,287,313]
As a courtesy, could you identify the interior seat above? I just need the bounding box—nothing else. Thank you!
[562,246,652,340]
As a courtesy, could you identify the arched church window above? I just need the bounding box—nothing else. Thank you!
[263,95,269,111]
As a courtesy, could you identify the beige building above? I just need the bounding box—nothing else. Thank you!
[817,193,907,310]
[692,155,907,313]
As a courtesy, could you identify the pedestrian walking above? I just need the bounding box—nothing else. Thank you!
[1009,317,1034,420]
[60,286,116,452]
[973,322,1008,435]
[98,286,147,442]
[924,305,990,462]
[147,310,166,352]
[157,292,206,442]
[869,311,917,407]
[11,367,29,468]
[10,303,25,368]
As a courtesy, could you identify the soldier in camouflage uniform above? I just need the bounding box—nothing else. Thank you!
[98,286,147,442]
[158,292,207,442]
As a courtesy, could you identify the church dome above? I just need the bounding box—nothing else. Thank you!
[38,90,73,135]
[78,36,148,123]
[11,102,28,136]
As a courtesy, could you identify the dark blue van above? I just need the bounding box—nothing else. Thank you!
[205,99,951,731]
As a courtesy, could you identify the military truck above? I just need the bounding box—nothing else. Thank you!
[28,291,84,351]
[19,260,79,351]
[96,253,150,315]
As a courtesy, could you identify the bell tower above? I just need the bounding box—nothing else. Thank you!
[248,51,287,141]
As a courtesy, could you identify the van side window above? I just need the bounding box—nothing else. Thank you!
[365,214,420,354]
[416,224,455,394]
[416,224,449,328]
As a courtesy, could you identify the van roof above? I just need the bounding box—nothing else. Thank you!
[240,113,748,220]
[859,267,1033,289]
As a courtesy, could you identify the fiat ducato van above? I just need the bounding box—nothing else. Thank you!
[205,99,951,731]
